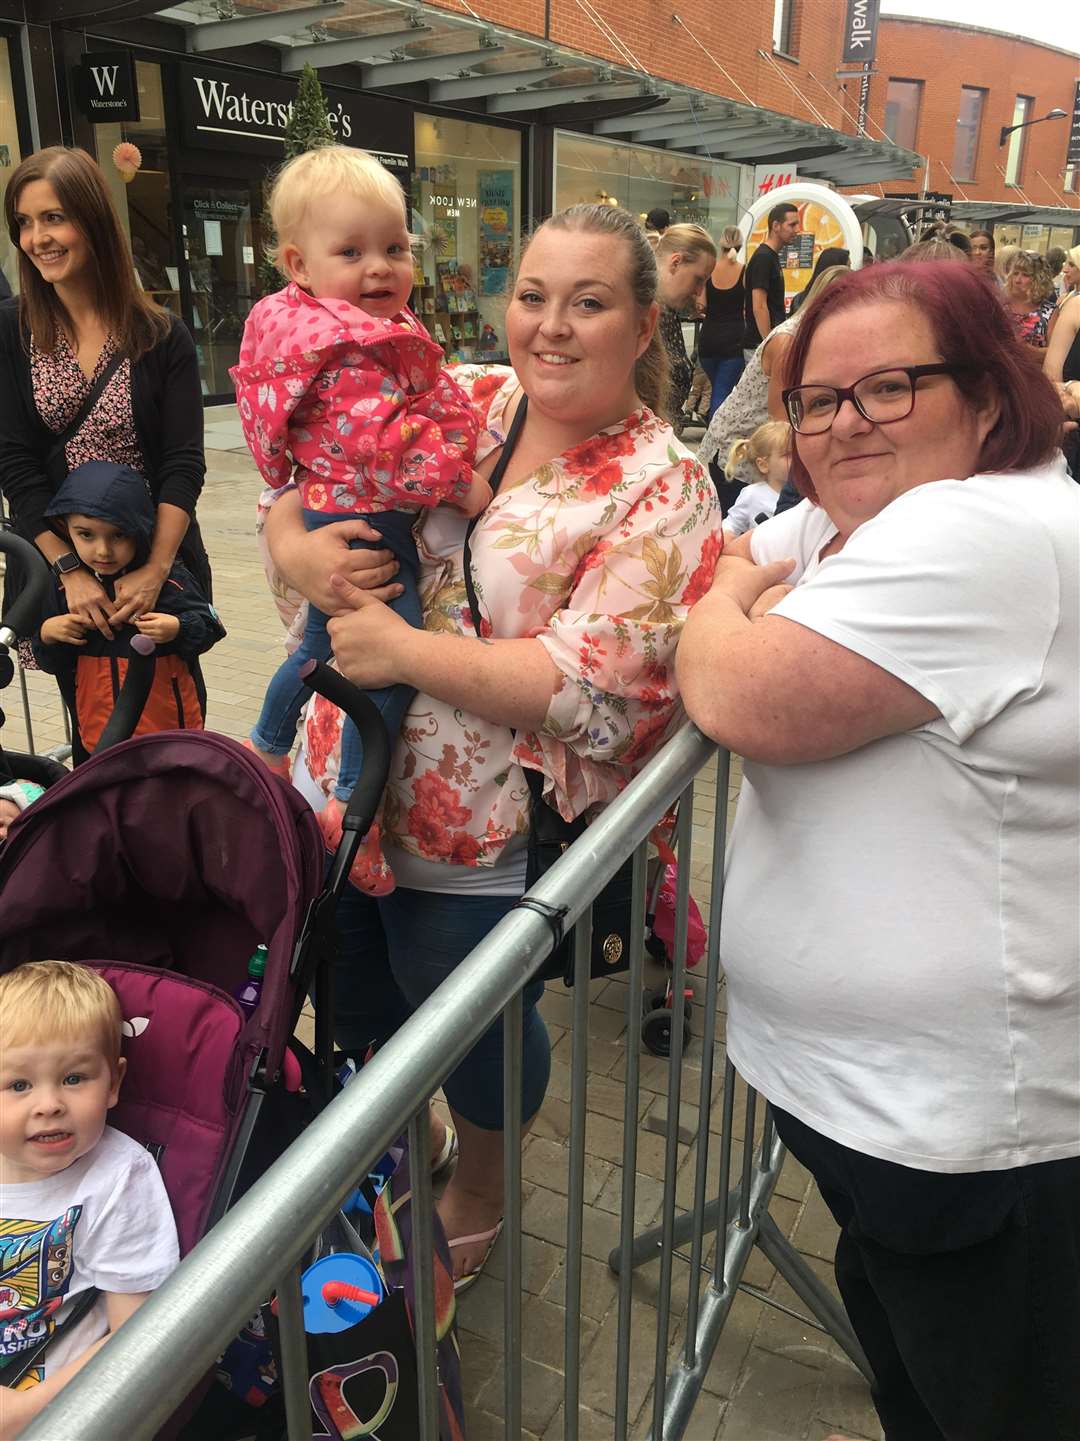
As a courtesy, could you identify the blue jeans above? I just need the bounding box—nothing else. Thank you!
[333,885,551,1131]
[700,355,745,419]
[251,508,421,803]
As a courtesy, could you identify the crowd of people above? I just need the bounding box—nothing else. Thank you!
[1,143,1078,1441]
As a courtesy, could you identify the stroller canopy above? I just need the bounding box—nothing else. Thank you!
[0,731,324,1071]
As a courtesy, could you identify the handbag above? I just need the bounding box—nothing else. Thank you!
[461,394,637,988]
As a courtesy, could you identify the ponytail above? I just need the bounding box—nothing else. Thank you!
[724,437,751,480]
[635,327,670,419]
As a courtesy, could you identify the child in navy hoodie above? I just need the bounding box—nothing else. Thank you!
[32,462,225,763]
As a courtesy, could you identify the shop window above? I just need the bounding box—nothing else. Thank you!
[884,79,922,153]
[951,87,985,182]
[553,133,741,242]
[1004,96,1032,187]
[0,36,24,295]
[412,114,522,365]
[92,61,181,317]
[772,0,796,57]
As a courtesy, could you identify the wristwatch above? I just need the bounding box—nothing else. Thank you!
[51,552,83,581]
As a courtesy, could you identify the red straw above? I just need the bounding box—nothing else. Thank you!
[323,1280,380,1308]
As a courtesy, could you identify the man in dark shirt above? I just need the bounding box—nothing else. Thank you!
[743,202,799,354]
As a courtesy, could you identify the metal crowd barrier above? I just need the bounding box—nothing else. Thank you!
[24,722,871,1441]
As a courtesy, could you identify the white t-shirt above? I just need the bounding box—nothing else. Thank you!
[723,481,782,538]
[722,460,1080,1172]
[749,496,837,579]
[0,1125,179,1384]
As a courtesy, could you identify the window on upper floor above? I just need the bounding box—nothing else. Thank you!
[772,0,796,57]
[884,79,922,152]
[951,87,986,182]
[1004,95,1033,186]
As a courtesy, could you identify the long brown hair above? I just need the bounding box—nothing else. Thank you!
[4,146,170,358]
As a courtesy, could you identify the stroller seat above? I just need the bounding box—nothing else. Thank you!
[86,961,245,1256]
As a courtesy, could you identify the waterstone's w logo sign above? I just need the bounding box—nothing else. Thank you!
[842,0,880,64]
[90,65,120,98]
[75,50,140,123]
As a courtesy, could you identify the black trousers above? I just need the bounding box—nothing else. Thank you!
[770,1108,1080,1441]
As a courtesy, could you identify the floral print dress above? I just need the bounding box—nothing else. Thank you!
[299,365,723,871]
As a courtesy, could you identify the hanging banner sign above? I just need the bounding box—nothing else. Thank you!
[841,0,880,65]
[1067,79,1080,169]
[478,170,514,296]
[74,49,141,124]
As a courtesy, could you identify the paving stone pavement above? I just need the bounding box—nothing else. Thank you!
[3,405,882,1441]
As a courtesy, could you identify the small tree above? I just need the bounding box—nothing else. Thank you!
[283,63,337,158]
[257,63,336,296]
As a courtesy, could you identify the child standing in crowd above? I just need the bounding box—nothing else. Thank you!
[0,782,43,845]
[0,962,179,1438]
[32,462,225,763]
[231,145,488,895]
[722,421,791,538]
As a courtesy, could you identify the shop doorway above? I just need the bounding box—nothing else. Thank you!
[181,174,266,398]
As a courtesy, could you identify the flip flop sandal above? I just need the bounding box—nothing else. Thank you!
[431,1121,459,1182]
[449,1219,504,1296]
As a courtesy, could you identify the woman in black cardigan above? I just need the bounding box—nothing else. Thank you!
[0,146,210,640]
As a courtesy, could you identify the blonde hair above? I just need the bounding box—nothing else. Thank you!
[532,203,670,417]
[995,243,1019,281]
[0,961,122,1071]
[717,225,743,255]
[267,145,408,273]
[1008,250,1056,306]
[655,223,718,267]
[725,420,791,481]
[801,264,849,309]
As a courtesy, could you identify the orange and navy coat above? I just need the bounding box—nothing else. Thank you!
[32,463,225,762]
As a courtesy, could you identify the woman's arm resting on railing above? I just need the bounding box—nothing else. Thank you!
[263,487,404,613]
[327,577,558,731]
[677,554,937,765]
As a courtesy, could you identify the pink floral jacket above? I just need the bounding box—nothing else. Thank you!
[298,366,723,869]
[231,284,476,515]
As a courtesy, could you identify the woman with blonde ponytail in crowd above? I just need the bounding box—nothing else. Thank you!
[260,202,721,1290]
[654,223,718,418]
[699,225,746,417]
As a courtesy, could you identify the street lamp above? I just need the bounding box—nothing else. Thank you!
[999,107,1068,148]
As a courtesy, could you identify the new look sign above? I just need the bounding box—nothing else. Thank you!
[75,50,140,124]
[841,0,880,64]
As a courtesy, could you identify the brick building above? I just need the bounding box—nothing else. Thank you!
[860,17,1079,251]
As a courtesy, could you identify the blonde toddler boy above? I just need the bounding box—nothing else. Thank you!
[0,961,178,1439]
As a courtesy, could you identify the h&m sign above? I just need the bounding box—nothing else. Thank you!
[841,0,880,64]
[179,64,412,176]
[75,50,141,124]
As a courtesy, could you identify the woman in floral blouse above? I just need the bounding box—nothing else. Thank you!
[264,204,722,1288]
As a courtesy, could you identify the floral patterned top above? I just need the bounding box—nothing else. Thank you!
[231,284,475,515]
[299,365,723,869]
[659,305,694,418]
[1011,299,1055,349]
[31,331,143,474]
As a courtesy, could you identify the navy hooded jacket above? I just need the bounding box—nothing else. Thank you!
[32,462,224,760]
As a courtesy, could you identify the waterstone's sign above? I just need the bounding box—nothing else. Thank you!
[75,50,140,124]
[179,64,412,175]
[841,0,880,64]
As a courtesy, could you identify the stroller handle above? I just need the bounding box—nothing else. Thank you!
[0,527,52,648]
[299,660,391,839]
[95,635,157,753]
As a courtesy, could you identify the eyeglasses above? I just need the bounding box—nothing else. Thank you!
[782,364,973,435]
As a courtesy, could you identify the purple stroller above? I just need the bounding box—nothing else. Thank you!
[0,531,387,1234]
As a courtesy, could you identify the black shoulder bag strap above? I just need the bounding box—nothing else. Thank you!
[461,392,527,637]
[44,352,126,479]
